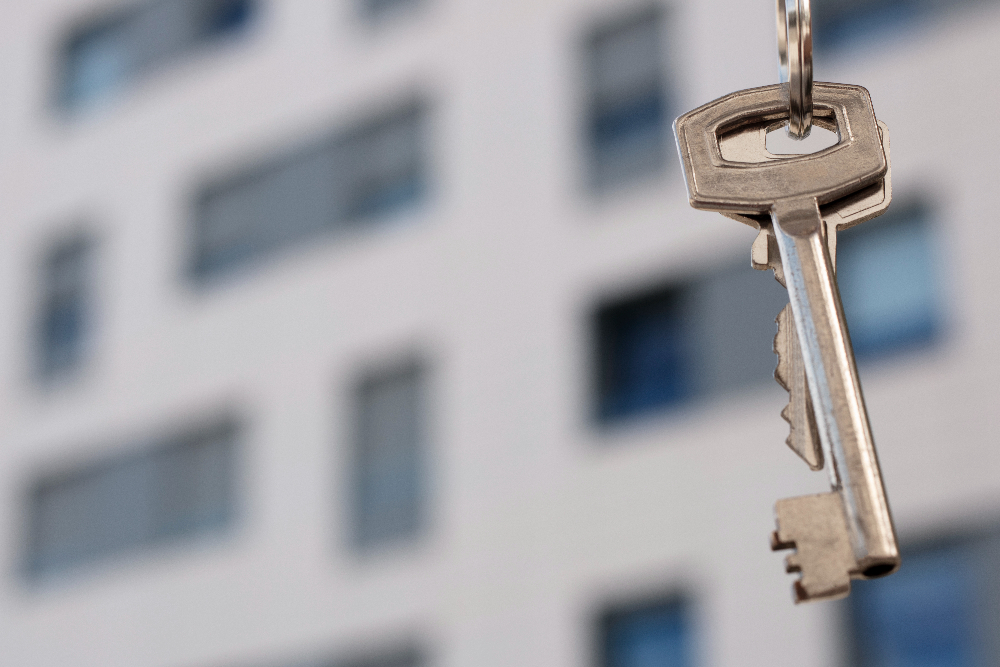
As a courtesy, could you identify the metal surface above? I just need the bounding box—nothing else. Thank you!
[777,0,813,138]
[674,83,884,213]
[722,120,892,239]
[673,84,900,602]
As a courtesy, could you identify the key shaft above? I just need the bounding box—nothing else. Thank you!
[771,198,897,573]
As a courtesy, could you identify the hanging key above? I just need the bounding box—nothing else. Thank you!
[673,82,900,602]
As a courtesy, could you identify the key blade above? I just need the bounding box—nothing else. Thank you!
[752,222,822,470]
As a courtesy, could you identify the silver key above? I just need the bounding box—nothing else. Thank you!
[674,82,900,602]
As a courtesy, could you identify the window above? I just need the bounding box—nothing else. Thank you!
[595,261,787,422]
[837,201,940,359]
[193,101,426,280]
[361,0,423,22]
[599,597,692,667]
[846,530,1000,666]
[596,285,691,419]
[57,0,256,110]
[813,0,918,51]
[810,0,987,51]
[585,8,671,189]
[25,418,238,579]
[351,362,427,550]
[37,233,93,380]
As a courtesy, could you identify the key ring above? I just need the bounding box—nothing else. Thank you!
[777,0,813,138]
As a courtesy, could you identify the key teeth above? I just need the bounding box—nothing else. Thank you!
[773,310,791,391]
[774,304,824,471]
[784,554,802,574]
[771,530,794,551]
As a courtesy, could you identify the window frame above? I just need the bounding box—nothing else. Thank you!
[22,415,241,582]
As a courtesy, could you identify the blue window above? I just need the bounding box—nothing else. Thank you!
[601,598,692,667]
[57,0,256,110]
[37,233,93,380]
[810,0,992,51]
[26,418,238,580]
[837,201,940,359]
[595,261,788,423]
[847,531,1000,666]
[813,0,920,51]
[586,8,671,189]
[193,101,426,280]
[352,362,427,551]
[596,286,692,420]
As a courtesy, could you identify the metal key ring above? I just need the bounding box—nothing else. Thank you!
[777,0,813,138]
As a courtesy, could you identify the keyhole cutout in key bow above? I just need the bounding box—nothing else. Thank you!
[766,124,838,155]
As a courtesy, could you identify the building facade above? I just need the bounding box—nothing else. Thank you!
[1,0,999,666]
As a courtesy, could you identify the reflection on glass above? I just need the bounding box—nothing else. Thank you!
[57,0,256,110]
[352,362,427,551]
[838,201,940,359]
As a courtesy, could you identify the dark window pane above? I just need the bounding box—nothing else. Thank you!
[352,363,426,550]
[597,287,692,420]
[25,419,238,579]
[38,234,93,379]
[57,0,257,110]
[837,201,940,358]
[847,531,1000,666]
[601,598,691,667]
[812,0,966,51]
[193,102,426,281]
[200,0,255,36]
[586,9,669,189]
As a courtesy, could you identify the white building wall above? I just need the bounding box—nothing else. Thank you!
[0,1,997,666]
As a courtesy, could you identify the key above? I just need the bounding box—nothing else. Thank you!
[741,123,892,472]
[674,82,900,602]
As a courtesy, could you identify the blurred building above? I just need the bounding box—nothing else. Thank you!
[0,0,998,666]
